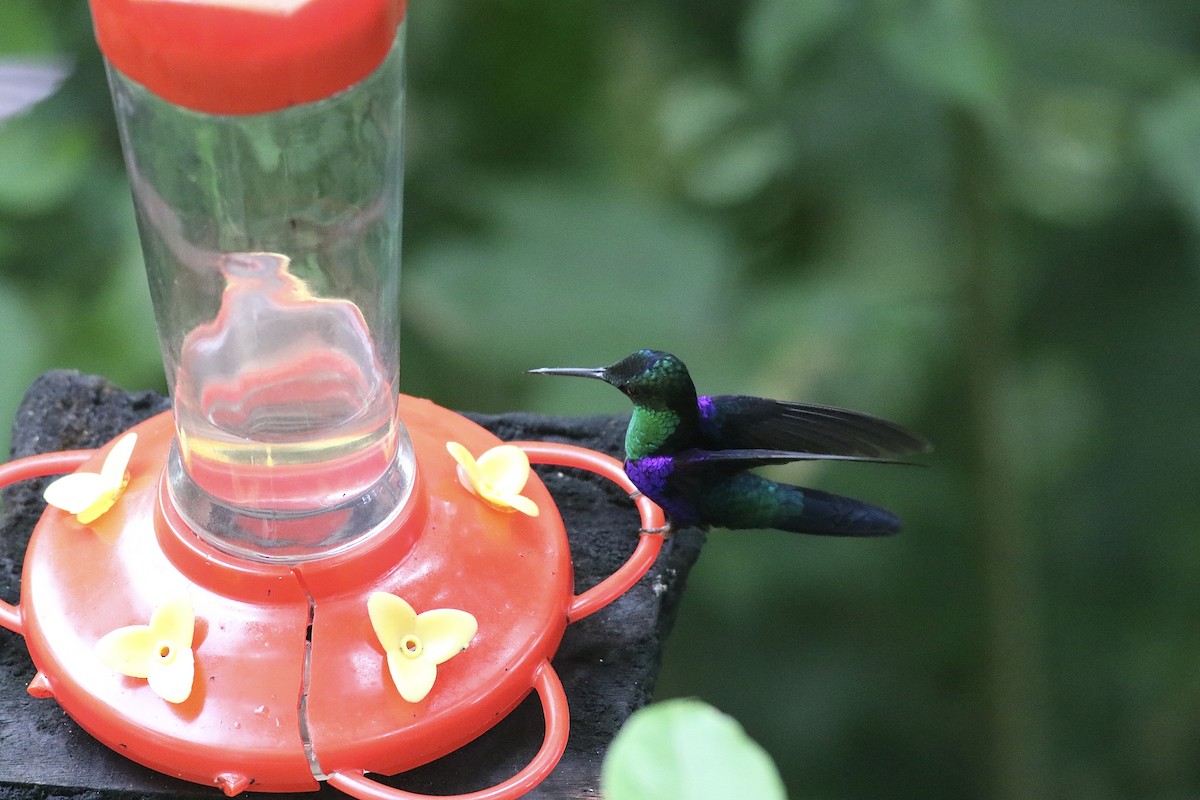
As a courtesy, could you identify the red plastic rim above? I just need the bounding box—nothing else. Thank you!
[13,402,574,792]
[88,0,408,114]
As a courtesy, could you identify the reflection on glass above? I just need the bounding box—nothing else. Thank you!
[174,252,399,512]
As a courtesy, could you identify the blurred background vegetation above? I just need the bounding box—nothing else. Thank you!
[4,0,1200,797]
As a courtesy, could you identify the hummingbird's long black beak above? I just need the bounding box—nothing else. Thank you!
[527,366,610,381]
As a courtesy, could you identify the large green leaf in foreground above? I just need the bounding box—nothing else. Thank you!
[601,699,787,800]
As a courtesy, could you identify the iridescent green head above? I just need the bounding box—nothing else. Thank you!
[528,349,698,410]
[599,350,696,407]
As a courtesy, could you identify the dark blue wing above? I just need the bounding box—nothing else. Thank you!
[698,395,931,459]
[671,447,911,471]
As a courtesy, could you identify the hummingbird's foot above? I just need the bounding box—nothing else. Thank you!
[629,488,672,536]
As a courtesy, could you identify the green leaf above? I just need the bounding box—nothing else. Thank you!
[998,86,1131,223]
[1140,78,1200,222]
[742,0,853,91]
[656,77,790,205]
[601,699,788,800]
[683,123,791,206]
[0,115,93,214]
[873,0,1006,121]
[657,77,750,160]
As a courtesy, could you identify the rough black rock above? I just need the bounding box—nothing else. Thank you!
[0,372,704,800]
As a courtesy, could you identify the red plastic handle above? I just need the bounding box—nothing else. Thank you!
[0,448,95,634]
[326,659,569,800]
[515,442,667,623]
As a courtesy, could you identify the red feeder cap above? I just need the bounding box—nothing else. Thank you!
[87,0,408,115]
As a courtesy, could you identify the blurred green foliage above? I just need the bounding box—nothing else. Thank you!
[4,1,1200,798]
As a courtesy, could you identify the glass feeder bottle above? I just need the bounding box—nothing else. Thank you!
[95,0,414,562]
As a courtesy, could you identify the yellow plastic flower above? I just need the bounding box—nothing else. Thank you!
[95,594,196,704]
[368,592,478,703]
[446,442,539,516]
[43,432,137,524]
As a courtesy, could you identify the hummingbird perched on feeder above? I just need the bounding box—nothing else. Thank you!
[530,349,930,536]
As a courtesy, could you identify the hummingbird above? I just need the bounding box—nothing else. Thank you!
[529,349,930,536]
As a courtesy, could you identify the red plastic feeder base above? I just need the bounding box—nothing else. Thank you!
[0,397,664,799]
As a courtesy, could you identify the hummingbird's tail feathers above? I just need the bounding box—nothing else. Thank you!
[774,486,903,537]
[699,472,903,536]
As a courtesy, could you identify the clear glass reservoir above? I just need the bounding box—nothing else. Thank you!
[107,28,413,562]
